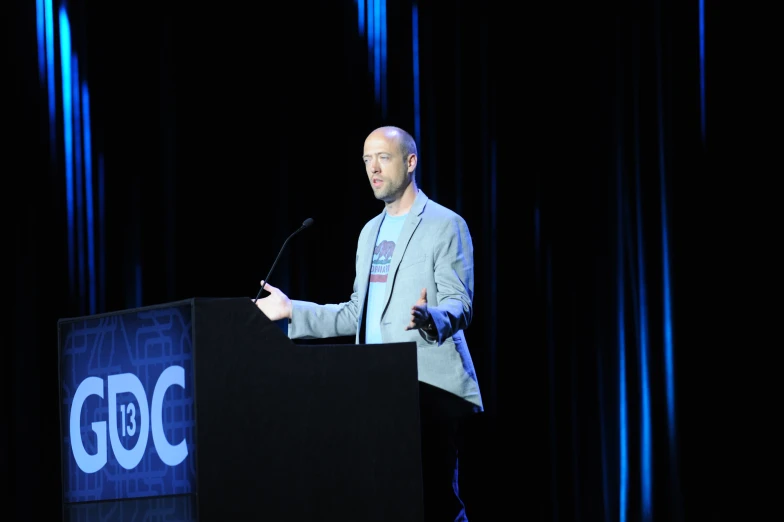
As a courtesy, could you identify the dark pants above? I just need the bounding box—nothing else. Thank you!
[418,383,479,522]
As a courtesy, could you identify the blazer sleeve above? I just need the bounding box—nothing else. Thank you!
[287,296,360,339]
[421,214,474,346]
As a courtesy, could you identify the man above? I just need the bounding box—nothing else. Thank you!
[255,125,483,521]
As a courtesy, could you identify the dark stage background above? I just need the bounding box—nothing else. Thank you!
[5,0,763,520]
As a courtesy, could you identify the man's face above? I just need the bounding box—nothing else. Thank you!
[362,130,414,203]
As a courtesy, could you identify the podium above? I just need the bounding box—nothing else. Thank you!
[58,297,424,521]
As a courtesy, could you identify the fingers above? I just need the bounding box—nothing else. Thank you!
[260,280,275,291]
[404,291,428,331]
[405,313,421,331]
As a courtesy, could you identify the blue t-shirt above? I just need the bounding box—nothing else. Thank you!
[365,213,407,344]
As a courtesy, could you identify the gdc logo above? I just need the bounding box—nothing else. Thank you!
[69,365,188,473]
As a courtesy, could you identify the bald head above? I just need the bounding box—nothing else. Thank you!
[366,126,418,161]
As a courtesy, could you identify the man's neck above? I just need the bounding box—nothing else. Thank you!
[385,185,418,217]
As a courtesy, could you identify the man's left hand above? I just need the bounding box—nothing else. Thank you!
[405,287,431,331]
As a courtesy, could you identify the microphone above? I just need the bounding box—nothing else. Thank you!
[253,218,314,301]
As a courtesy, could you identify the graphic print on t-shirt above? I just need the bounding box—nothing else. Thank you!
[370,239,395,283]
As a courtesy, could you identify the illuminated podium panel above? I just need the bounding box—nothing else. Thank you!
[58,297,424,521]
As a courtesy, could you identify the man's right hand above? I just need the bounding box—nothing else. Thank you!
[253,280,293,321]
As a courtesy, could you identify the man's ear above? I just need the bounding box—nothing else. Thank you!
[408,153,418,172]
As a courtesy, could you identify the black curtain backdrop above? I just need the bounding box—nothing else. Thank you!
[5,0,764,520]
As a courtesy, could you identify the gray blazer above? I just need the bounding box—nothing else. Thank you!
[288,190,483,410]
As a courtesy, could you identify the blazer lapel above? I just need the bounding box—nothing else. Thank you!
[382,212,422,313]
[367,190,429,322]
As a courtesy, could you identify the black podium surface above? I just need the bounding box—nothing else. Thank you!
[58,297,423,521]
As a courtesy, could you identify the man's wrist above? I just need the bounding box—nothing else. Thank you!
[422,316,436,333]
